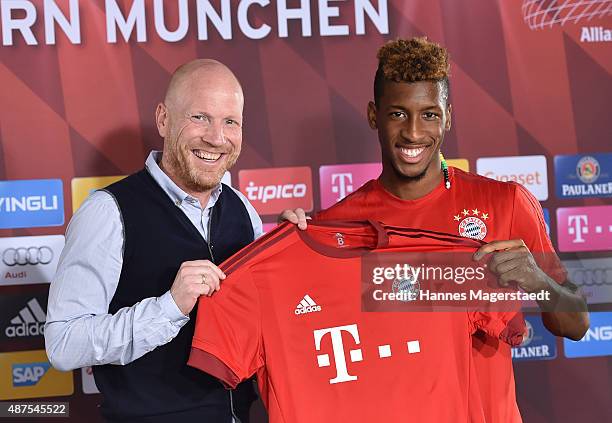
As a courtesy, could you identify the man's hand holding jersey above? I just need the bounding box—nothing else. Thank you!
[170,260,226,315]
[473,239,588,339]
[473,239,552,292]
[278,208,310,229]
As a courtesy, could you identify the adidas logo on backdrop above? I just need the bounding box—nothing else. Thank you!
[5,298,46,337]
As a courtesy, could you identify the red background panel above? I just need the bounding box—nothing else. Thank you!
[0,0,610,421]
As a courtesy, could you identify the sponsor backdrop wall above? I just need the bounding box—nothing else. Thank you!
[1,0,610,421]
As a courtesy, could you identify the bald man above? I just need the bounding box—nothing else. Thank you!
[45,60,263,422]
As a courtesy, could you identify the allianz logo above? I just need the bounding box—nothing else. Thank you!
[4,298,46,338]
[0,195,59,212]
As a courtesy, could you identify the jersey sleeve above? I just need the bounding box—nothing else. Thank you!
[468,311,525,347]
[188,268,264,389]
[509,183,567,283]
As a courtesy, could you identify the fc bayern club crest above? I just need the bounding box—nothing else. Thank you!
[392,269,420,302]
[454,208,489,240]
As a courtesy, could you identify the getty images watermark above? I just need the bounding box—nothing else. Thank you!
[360,252,563,312]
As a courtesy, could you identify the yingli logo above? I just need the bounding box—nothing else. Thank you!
[0,179,64,229]
[239,167,313,215]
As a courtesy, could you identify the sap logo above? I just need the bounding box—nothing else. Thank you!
[581,326,612,342]
[313,324,420,384]
[245,182,307,204]
[0,196,58,212]
[12,363,50,387]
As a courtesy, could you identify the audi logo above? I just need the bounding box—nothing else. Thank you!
[568,268,612,286]
[2,247,54,266]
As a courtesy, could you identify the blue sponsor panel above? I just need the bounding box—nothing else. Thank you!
[554,153,612,199]
[564,312,612,358]
[542,208,550,236]
[0,179,64,229]
[512,315,557,361]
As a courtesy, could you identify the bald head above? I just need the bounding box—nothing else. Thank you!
[155,59,245,198]
[164,59,243,110]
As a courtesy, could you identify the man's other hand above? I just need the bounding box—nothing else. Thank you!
[278,208,310,230]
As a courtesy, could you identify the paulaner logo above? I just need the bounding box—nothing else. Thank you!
[511,316,556,361]
[0,179,64,229]
[555,153,612,199]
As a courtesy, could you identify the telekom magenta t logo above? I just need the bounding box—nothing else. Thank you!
[331,173,354,201]
[319,163,382,209]
[567,215,588,243]
[557,206,612,252]
[313,324,362,384]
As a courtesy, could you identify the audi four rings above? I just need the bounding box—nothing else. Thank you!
[568,268,612,286]
[2,247,54,266]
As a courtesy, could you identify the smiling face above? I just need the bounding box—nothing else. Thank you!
[368,79,451,196]
[156,61,243,195]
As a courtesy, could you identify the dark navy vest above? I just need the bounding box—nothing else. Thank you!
[93,169,255,422]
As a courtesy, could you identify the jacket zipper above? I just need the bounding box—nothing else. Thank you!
[206,207,240,423]
[206,208,215,263]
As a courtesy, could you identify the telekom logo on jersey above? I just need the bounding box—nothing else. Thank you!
[313,324,420,384]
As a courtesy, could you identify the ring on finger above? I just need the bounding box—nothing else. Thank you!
[201,274,207,285]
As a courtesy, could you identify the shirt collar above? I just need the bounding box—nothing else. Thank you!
[145,151,223,209]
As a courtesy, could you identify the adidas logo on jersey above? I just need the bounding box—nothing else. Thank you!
[4,298,46,338]
[295,294,322,315]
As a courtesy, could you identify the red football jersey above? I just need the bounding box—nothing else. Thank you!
[189,221,524,423]
[316,167,562,423]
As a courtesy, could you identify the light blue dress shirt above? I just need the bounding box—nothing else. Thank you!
[45,151,263,371]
